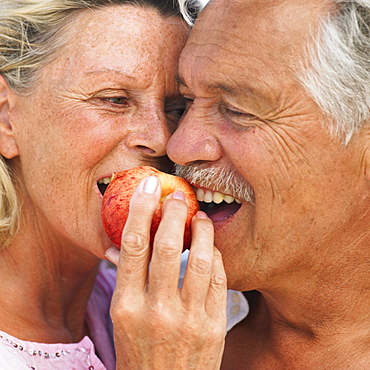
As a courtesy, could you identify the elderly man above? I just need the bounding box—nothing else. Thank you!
[108,0,370,368]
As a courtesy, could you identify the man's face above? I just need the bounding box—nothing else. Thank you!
[168,0,370,291]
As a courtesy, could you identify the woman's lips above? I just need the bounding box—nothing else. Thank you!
[97,176,112,195]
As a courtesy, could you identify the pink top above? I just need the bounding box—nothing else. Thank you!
[0,257,249,370]
[0,262,117,370]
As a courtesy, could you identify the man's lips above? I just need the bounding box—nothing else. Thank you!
[195,187,242,222]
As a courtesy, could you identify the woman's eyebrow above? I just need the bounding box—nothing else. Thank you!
[84,68,135,80]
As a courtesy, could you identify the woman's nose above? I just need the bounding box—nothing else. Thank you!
[125,107,172,158]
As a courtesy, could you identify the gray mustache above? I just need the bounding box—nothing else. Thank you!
[174,163,255,204]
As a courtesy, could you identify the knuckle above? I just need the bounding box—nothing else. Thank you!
[163,198,188,218]
[143,306,179,338]
[179,314,225,343]
[120,231,148,256]
[210,271,227,289]
[193,215,214,230]
[189,251,213,275]
[206,323,226,344]
[177,315,202,340]
[110,300,137,323]
[150,309,176,329]
[153,239,180,260]
[185,319,202,336]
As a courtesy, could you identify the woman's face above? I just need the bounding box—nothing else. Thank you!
[4,5,189,258]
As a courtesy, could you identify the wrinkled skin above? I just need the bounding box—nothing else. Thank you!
[0,3,205,353]
[1,6,188,261]
[0,3,228,368]
[165,0,370,368]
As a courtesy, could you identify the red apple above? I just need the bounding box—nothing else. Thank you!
[101,166,200,250]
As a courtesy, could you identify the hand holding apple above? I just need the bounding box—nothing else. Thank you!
[101,166,200,250]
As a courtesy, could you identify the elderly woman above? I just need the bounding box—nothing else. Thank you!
[0,0,223,368]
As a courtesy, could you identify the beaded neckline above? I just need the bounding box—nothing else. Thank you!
[0,334,96,370]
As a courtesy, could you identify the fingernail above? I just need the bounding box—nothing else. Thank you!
[196,210,209,219]
[172,190,186,201]
[143,176,159,194]
[105,247,120,266]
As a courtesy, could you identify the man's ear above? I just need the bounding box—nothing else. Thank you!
[0,76,19,159]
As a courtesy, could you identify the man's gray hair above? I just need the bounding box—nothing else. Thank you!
[301,0,370,144]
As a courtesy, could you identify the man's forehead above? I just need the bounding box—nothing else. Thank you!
[177,0,332,105]
[181,0,331,81]
[189,0,330,43]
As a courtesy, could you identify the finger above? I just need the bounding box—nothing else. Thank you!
[115,176,161,294]
[181,211,215,309]
[148,190,189,298]
[105,246,120,266]
[205,247,227,323]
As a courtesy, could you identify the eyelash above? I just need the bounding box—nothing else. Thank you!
[103,97,129,106]
[226,108,255,119]
[183,98,256,124]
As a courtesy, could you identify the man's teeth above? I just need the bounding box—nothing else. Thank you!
[196,188,241,204]
[98,177,111,185]
[98,179,241,204]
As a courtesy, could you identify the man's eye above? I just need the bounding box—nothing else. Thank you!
[223,105,257,121]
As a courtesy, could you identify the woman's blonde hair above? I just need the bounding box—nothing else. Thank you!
[0,0,198,245]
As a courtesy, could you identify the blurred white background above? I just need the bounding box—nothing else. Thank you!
[198,0,210,6]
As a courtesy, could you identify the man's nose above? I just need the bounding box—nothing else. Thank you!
[167,107,222,166]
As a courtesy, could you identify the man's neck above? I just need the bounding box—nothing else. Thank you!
[222,290,370,369]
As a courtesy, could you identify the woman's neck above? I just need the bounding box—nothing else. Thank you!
[0,232,101,344]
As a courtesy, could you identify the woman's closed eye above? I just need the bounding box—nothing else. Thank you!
[87,88,131,109]
[102,96,130,106]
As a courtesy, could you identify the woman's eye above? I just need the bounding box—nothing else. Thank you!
[104,97,129,105]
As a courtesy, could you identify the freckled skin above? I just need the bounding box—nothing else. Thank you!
[5,6,189,261]
[167,0,370,367]
[0,4,189,344]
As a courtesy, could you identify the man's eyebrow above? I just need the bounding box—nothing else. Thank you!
[209,84,234,94]
[175,74,233,92]
[175,74,250,96]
